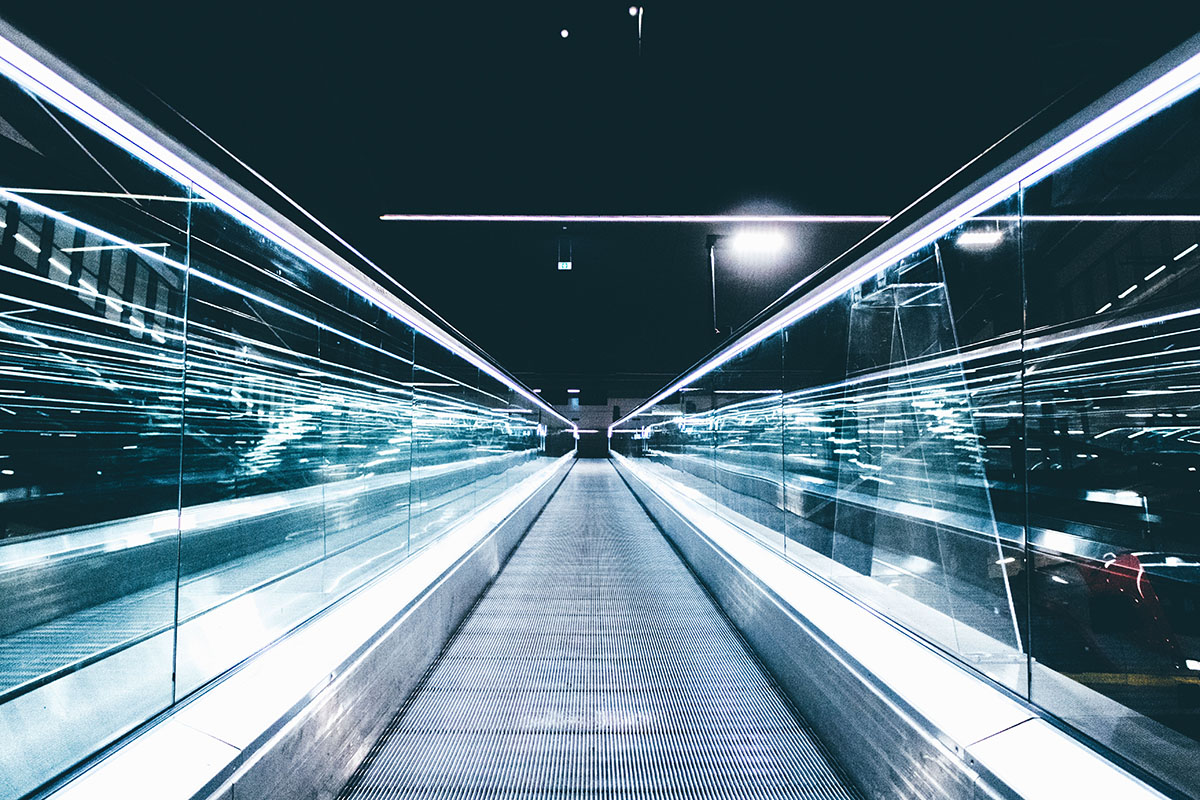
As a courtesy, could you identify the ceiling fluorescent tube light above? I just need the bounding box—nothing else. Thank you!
[379,214,890,224]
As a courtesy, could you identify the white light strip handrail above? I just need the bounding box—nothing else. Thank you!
[610,36,1200,432]
[2,187,209,201]
[380,214,890,223]
[0,24,573,431]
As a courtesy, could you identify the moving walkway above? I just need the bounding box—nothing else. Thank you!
[1,17,1199,800]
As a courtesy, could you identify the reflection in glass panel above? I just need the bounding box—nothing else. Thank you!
[670,378,720,512]
[1022,86,1200,793]
[317,285,414,597]
[176,207,330,694]
[826,202,1024,682]
[473,369,521,509]
[410,337,482,549]
[494,385,550,493]
[621,203,1027,688]
[781,299,851,563]
[709,335,785,549]
[0,78,191,796]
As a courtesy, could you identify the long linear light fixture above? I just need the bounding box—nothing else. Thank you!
[611,36,1200,433]
[0,26,574,430]
[380,214,890,223]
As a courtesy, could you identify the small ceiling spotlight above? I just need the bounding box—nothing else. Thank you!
[629,6,640,15]
[560,28,569,38]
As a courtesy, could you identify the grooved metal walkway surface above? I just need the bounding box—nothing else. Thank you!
[339,460,860,800]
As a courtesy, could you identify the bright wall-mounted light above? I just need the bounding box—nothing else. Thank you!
[730,230,786,255]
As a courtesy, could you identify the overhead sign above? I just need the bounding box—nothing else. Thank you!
[558,260,572,271]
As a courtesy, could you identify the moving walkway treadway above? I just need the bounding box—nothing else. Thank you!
[337,460,861,800]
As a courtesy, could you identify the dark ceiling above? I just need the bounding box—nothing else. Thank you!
[5,1,1199,398]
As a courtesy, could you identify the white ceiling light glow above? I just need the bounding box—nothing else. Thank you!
[730,230,786,255]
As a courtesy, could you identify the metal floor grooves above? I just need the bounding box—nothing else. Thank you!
[338,460,861,800]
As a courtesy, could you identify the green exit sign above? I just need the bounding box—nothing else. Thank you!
[557,261,572,271]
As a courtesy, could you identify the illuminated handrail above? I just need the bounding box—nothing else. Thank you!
[611,32,1200,432]
[0,21,574,432]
